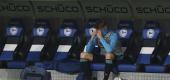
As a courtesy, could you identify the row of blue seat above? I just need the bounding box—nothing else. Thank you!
[0,19,82,73]
[81,20,170,73]
[0,19,169,74]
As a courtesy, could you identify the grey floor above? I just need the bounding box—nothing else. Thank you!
[0,69,170,80]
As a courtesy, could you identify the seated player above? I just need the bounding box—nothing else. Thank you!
[80,20,123,80]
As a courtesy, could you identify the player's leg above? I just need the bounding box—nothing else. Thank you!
[80,52,93,80]
[103,53,116,80]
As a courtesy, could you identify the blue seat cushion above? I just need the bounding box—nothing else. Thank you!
[91,63,105,71]
[164,56,170,65]
[57,60,80,73]
[145,65,165,73]
[137,54,151,64]
[0,51,14,61]
[53,52,69,61]
[91,63,138,72]
[26,52,40,61]
[118,64,137,72]
[35,61,55,70]
[91,63,119,73]
[7,61,26,68]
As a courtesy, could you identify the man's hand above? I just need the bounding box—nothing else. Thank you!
[96,20,105,39]
[80,52,93,61]
[97,30,103,39]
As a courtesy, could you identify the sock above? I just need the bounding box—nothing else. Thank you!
[103,59,113,80]
[113,63,119,76]
[80,59,92,80]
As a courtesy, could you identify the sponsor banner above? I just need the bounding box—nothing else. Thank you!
[0,0,170,19]
[32,0,83,18]
[132,0,170,19]
[0,1,33,17]
[80,0,132,19]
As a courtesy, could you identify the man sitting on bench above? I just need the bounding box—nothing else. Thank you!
[80,20,123,80]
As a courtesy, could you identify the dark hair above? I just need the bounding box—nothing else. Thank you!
[94,20,111,30]
[94,20,104,29]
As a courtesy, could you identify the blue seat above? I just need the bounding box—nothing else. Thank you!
[26,20,50,62]
[91,63,105,71]
[54,20,80,73]
[118,21,161,72]
[145,65,165,73]
[164,55,170,65]
[35,61,55,70]
[138,21,161,72]
[7,61,26,69]
[115,21,140,72]
[53,20,79,61]
[145,35,170,73]
[57,59,80,73]
[7,20,51,68]
[118,64,137,72]
[0,19,24,61]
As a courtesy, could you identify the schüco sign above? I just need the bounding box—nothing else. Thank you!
[0,1,170,17]
[0,2,80,13]
[0,3,32,12]
[35,4,129,13]
[35,4,80,13]
[0,2,129,14]
[85,5,128,13]
[136,5,170,14]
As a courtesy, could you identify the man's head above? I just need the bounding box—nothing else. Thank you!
[95,20,105,30]
[94,20,109,35]
[90,20,111,37]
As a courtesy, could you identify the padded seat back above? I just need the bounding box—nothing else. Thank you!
[116,21,139,63]
[32,21,50,44]
[137,21,160,64]
[0,20,24,61]
[54,20,78,61]
[116,21,133,53]
[150,33,169,64]
[163,35,170,65]
[26,20,50,61]
[5,20,24,44]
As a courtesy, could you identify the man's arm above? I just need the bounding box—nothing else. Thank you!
[84,36,96,53]
[99,32,118,53]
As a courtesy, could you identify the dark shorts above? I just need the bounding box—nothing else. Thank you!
[90,47,123,63]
